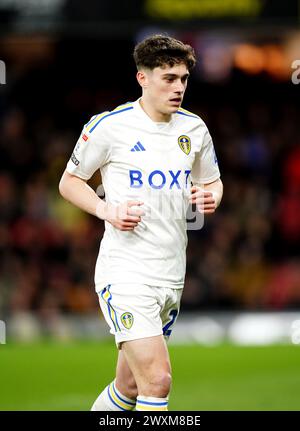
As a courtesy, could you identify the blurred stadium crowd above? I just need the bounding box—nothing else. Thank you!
[0,37,300,320]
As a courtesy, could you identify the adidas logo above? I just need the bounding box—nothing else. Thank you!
[130,141,145,152]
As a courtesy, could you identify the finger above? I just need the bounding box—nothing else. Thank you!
[190,198,215,205]
[190,191,213,198]
[123,215,141,222]
[127,207,145,216]
[197,206,216,212]
[197,204,216,210]
[197,210,215,215]
[191,186,204,192]
[189,193,213,202]
[127,200,144,207]
[122,221,139,227]
[190,196,215,202]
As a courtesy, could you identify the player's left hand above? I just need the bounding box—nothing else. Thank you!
[188,185,216,214]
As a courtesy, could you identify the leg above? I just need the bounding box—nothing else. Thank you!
[94,284,176,411]
[115,349,138,400]
[121,335,172,410]
[90,349,137,411]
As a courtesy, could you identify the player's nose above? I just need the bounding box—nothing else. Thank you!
[174,80,185,93]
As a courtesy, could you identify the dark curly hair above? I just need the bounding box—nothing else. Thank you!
[133,34,196,72]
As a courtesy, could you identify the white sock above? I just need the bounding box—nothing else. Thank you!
[136,395,168,411]
[90,380,136,411]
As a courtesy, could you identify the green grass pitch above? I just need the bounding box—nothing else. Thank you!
[1,341,300,410]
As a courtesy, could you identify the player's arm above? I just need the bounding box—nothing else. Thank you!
[189,178,223,214]
[59,171,144,231]
[59,170,105,218]
[190,126,222,214]
[59,119,144,231]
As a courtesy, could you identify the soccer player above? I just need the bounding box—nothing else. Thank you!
[59,34,223,411]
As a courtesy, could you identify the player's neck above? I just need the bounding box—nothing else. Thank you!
[139,98,171,123]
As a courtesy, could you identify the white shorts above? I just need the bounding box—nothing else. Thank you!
[97,283,183,349]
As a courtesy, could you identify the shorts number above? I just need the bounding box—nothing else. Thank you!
[163,309,178,337]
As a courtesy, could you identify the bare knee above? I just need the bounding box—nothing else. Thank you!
[116,376,138,400]
[140,371,172,398]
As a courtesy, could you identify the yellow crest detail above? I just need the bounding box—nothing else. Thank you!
[121,312,134,329]
[178,135,191,155]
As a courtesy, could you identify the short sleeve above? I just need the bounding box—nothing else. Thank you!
[66,116,111,180]
[191,128,220,185]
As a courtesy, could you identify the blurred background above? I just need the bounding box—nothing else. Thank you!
[0,0,300,411]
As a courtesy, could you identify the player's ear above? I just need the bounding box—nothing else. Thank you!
[136,70,148,88]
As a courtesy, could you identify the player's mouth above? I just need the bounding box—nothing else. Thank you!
[169,97,182,106]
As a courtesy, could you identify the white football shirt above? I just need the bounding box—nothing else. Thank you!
[66,99,220,290]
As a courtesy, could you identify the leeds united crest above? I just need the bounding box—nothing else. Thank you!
[178,135,191,155]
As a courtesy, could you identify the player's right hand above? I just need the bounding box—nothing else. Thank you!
[103,200,145,231]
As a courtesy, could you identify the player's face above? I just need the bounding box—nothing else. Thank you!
[143,63,190,116]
